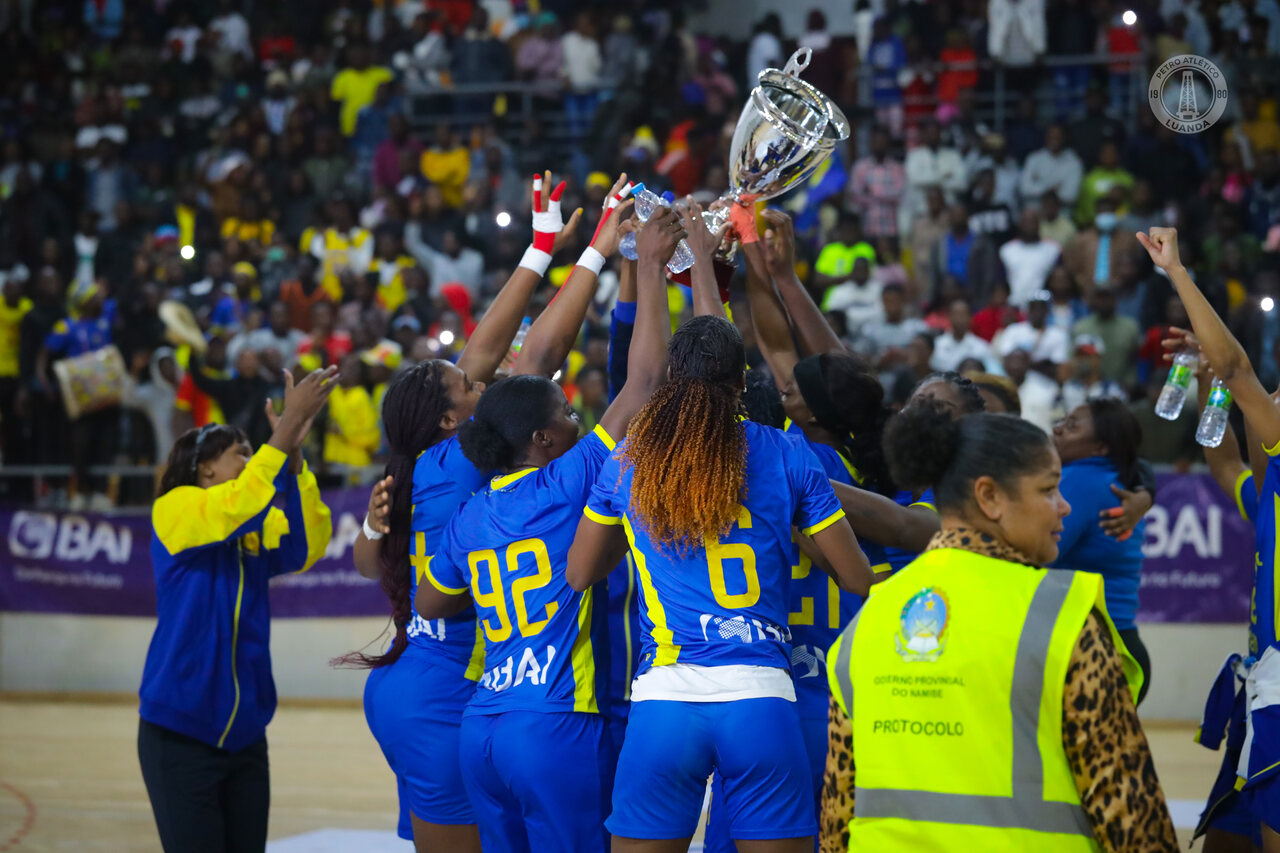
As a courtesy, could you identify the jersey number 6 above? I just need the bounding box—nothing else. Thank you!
[706,507,760,609]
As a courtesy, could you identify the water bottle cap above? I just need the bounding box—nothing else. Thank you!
[631,182,646,194]
[522,316,531,324]
[661,191,675,203]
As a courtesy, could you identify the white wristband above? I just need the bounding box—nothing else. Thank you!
[576,246,606,275]
[362,515,385,541]
[518,246,553,276]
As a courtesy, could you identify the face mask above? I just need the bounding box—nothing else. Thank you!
[1095,212,1118,231]
[266,247,286,262]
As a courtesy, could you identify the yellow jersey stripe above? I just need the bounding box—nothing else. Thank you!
[583,506,623,526]
[910,501,937,512]
[801,508,847,537]
[837,451,864,486]
[1265,437,1280,456]
[490,467,539,490]
[464,620,485,682]
[570,591,598,713]
[622,516,680,666]
[217,549,246,749]
[592,424,617,451]
[1235,469,1253,521]
[423,558,469,595]
[295,463,332,573]
[153,445,288,556]
[623,554,635,700]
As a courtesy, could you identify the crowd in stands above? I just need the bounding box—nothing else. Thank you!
[2,0,1280,508]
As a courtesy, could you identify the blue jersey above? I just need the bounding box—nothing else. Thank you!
[783,424,868,716]
[606,555,641,720]
[429,427,614,717]
[408,436,486,675]
[45,300,116,357]
[1252,451,1280,657]
[1049,457,1146,632]
[586,421,846,674]
[883,487,936,572]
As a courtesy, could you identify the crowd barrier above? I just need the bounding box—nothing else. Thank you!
[0,472,1254,624]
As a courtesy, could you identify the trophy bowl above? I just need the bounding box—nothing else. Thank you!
[702,49,851,250]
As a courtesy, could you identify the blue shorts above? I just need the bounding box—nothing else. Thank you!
[363,645,476,833]
[459,710,612,853]
[608,698,816,842]
[703,709,825,852]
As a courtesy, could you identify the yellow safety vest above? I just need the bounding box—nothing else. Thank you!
[826,547,1142,851]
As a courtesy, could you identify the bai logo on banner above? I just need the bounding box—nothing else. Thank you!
[1149,54,1229,134]
[7,511,133,564]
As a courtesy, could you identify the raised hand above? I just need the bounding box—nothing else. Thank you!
[366,475,393,536]
[283,366,339,424]
[1136,227,1182,271]
[760,208,797,279]
[637,207,687,268]
[680,197,729,262]
[530,170,583,255]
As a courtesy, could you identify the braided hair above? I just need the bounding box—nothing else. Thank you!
[621,316,748,553]
[334,360,453,669]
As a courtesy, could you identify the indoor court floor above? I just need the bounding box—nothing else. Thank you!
[0,697,1219,851]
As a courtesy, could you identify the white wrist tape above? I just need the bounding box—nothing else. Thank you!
[576,246,606,275]
[518,246,553,276]
[362,515,385,541]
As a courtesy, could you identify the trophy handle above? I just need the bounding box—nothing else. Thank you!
[782,48,812,78]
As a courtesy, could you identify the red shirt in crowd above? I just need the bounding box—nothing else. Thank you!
[297,330,354,367]
[971,304,1023,342]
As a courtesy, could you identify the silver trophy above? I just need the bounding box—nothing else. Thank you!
[700,48,851,248]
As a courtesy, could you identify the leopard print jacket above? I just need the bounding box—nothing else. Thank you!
[819,527,1178,853]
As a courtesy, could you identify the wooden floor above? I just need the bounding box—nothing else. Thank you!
[0,698,1221,852]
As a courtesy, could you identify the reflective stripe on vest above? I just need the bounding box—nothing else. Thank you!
[831,610,859,715]
[854,569,1091,835]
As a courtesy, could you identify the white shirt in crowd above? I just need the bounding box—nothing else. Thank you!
[561,30,603,90]
[1017,371,1063,434]
[931,331,992,372]
[165,25,203,63]
[996,321,1071,365]
[1019,147,1084,205]
[902,145,967,233]
[745,31,782,85]
[998,238,1060,306]
[1060,378,1127,412]
[209,11,252,58]
[857,316,931,359]
[823,278,885,336]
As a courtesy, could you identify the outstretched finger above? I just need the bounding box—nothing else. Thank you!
[605,172,630,206]
[532,173,545,213]
[282,368,295,393]
[549,180,567,203]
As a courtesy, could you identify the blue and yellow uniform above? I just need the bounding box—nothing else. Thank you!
[427,425,616,853]
[139,445,331,751]
[883,487,936,572]
[362,436,487,839]
[605,556,640,750]
[588,421,845,842]
[1236,469,1258,523]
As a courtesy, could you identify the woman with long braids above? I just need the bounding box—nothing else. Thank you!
[567,209,873,851]
[345,172,632,852]
[412,207,684,853]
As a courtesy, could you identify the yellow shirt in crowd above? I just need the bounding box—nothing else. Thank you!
[324,384,380,466]
[370,255,417,312]
[420,146,470,208]
[0,297,33,377]
[221,217,277,247]
[331,66,394,137]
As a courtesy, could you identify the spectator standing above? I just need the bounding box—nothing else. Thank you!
[987,0,1046,80]
[855,282,929,376]
[373,114,423,194]
[297,302,354,369]
[1020,123,1083,207]
[351,83,399,181]
[823,257,885,337]
[85,138,138,232]
[303,129,351,201]
[931,298,993,370]
[330,42,394,138]
[967,135,1020,213]
[933,201,999,302]
[868,17,907,138]
[966,169,1016,247]
[1231,89,1280,162]
[368,230,417,312]
[909,186,948,298]
[813,212,876,298]
[174,336,230,433]
[336,272,389,335]
[1001,346,1062,433]
[996,290,1071,375]
[1063,197,1138,296]
[1101,12,1143,117]
[1072,286,1141,387]
[1155,13,1194,64]
[847,127,905,241]
[1118,180,1164,237]
[903,119,967,235]
[419,125,469,209]
[1047,0,1097,116]
[405,228,484,297]
[561,12,602,137]
[746,13,784,88]
[1000,209,1061,307]
[1038,190,1077,246]
[970,279,1022,341]
[1076,141,1135,225]
[261,71,296,137]
[278,255,330,334]
[229,302,307,369]
[0,277,32,461]
[323,353,380,468]
[1068,86,1126,169]
[451,9,514,111]
[937,29,979,108]
[309,194,373,300]
[516,13,565,96]
[1059,335,1127,410]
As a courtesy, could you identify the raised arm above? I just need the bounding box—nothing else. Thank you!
[682,198,729,319]
[738,207,800,391]
[607,250,637,402]
[1138,227,1280,450]
[456,170,584,382]
[512,175,633,378]
[597,206,683,441]
[762,209,845,356]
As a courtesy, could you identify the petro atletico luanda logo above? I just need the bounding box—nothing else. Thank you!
[1149,54,1229,134]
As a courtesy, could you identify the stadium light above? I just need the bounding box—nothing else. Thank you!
[1263,296,1275,313]
[1122,9,1137,25]
[439,330,455,346]
[496,211,512,228]
[180,245,195,260]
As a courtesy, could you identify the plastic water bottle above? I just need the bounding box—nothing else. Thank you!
[617,183,696,274]
[501,316,532,371]
[1196,378,1233,448]
[1155,350,1198,420]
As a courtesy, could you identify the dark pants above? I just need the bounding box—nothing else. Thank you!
[1119,627,1151,707]
[69,405,119,494]
[137,719,270,853]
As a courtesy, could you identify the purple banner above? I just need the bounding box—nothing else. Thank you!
[0,474,1259,623]
[0,488,388,618]
[1136,472,1254,624]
